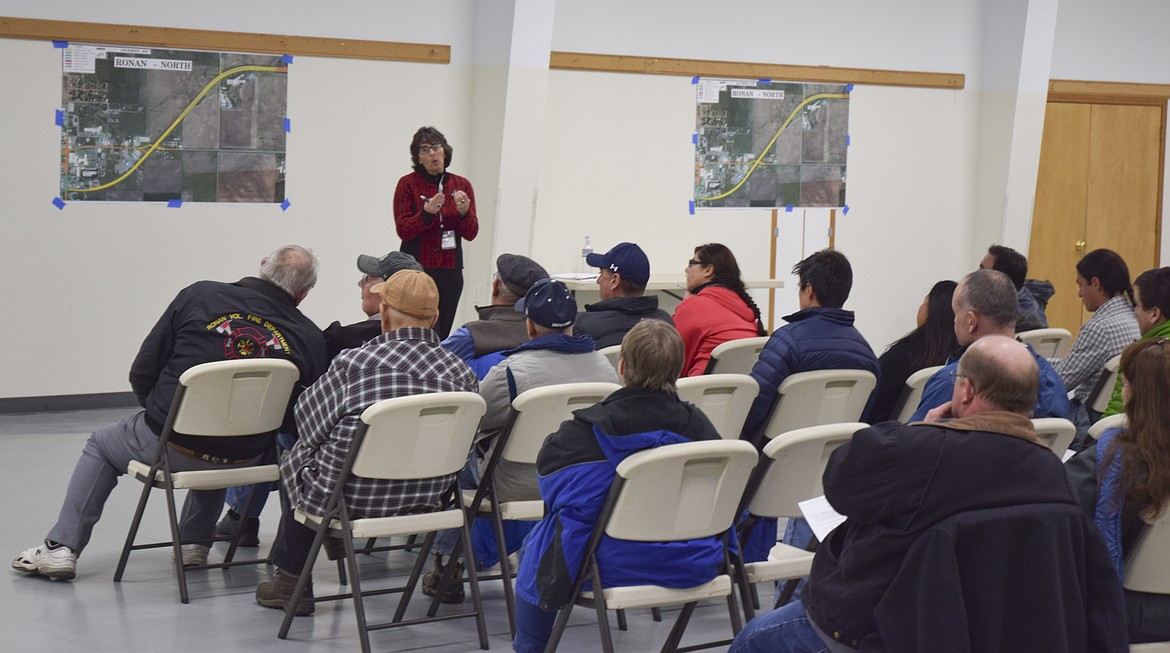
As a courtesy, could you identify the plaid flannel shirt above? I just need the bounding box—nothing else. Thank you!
[1052,295,1140,403]
[282,327,478,518]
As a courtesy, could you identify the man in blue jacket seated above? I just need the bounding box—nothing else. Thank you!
[908,268,1069,423]
[511,319,721,653]
[740,249,879,565]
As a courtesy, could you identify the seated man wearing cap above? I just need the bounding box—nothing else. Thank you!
[255,269,478,615]
[575,242,673,349]
[215,250,424,546]
[322,250,423,359]
[442,253,548,379]
[424,279,619,603]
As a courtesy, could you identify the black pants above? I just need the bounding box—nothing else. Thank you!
[425,266,464,340]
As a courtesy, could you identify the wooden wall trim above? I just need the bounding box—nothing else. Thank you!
[1049,79,1170,103]
[549,51,964,90]
[0,16,450,63]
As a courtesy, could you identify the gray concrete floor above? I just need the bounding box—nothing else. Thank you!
[1,408,738,652]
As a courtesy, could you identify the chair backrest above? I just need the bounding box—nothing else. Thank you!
[1123,506,1170,594]
[598,345,622,375]
[748,422,867,519]
[1031,418,1077,456]
[705,336,769,375]
[1089,354,1122,414]
[604,439,758,542]
[1017,328,1073,359]
[894,365,945,423]
[500,382,622,464]
[675,374,760,439]
[171,359,301,436]
[351,392,487,480]
[1088,413,1127,441]
[760,370,877,440]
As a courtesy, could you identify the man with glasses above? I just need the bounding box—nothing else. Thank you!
[907,268,1069,422]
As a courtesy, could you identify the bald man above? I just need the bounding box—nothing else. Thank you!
[730,336,1125,653]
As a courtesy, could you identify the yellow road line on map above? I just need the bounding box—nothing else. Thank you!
[698,92,849,202]
[68,65,286,193]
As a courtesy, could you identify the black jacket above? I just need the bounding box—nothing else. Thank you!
[129,277,327,457]
[573,296,673,349]
[322,317,381,359]
[804,412,1094,647]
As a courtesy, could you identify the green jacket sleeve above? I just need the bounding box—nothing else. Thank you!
[1101,372,1124,418]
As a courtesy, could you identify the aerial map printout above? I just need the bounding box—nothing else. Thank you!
[60,44,288,203]
[694,79,849,209]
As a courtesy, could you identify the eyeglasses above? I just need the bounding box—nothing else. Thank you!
[418,144,444,155]
[950,369,975,392]
[687,259,703,267]
[359,275,379,287]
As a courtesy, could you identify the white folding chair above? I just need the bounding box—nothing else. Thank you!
[704,336,769,375]
[1089,413,1128,440]
[1031,418,1077,457]
[894,365,945,423]
[463,381,621,637]
[598,345,622,375]
[757,369,876,444]
[545,440,759,653]
[277,392,489,653]
[1125,507,1170,653]
[734,422,867,620]
[676,374,760,439]
[113,358,300,604]
[1089,354,1122,415]
[1017,328,1073,359]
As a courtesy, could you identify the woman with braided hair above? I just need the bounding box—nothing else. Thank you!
[674,242,767,376]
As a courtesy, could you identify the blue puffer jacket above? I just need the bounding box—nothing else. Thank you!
[515,386,722,610]
[742,307,880,441]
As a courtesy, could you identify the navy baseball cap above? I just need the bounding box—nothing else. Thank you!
[585,242,650,286]
[515,278,577,329]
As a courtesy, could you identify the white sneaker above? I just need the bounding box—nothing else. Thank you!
[12,543,77,580]
[175,544,210,568]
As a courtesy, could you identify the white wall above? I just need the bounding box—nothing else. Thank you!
[3,0,1169,400]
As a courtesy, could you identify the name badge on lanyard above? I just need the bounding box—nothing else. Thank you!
[441,230,457,250]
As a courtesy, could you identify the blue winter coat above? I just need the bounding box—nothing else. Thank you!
[514,386,723,610]
[742,307,880,441]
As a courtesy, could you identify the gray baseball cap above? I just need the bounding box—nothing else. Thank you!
[357,251,422,280]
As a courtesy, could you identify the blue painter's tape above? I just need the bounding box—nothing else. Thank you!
[785,205,794,213]
[283,118,291,132]
[692,133,697,145]
[281,54,293,64]
[52,197,66,210]
[842,205,850,215]
[53,40,68,48]
[846,134,851,146]
[759,78,771,85]
[167,199,182,208]
[691,76,699,84]
[55,110,63,126]
[845,83,854,92]
[281,199,291,211]
[688,200,695,215]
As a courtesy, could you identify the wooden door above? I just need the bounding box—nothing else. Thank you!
[1029,100,1163,335]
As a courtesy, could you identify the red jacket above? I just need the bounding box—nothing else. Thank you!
[673,285,759,376]
[392,168,478,269]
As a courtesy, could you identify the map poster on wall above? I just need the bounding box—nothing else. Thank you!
[60,44,288,203]
[694,79,849,209]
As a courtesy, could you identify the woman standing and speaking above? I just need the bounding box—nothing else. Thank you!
[393,126,478,338]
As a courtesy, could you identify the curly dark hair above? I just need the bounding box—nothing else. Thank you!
[409,126,453,169]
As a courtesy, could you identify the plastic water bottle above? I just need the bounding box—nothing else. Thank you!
[581,236,593,274]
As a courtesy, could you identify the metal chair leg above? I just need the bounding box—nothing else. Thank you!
[113,473,156,582]
[660,601,697,653]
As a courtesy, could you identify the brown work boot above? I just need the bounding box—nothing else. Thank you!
[256,568,315,616]
[421,554,465,604]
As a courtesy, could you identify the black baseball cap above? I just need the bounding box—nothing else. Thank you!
[357,251,422,281]
[515,278,576,329]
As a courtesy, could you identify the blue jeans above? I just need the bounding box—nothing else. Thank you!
[775,518,814,605]
[730,601,829,653]
[512,596,559,653]
[224,432,296,518]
